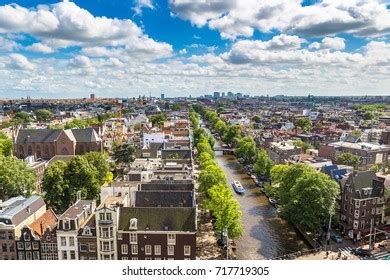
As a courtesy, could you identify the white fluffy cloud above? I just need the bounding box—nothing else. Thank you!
[169,0,390,39]
[133,0,155,15]
[7,54,35,70]
[0,1,172,60]
[25,43,55,53]
[309,37,345,50]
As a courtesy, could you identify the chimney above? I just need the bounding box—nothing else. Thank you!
[40,223,43,235]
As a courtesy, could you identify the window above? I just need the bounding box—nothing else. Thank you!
[2,243,7,252]
[362,200,367,207]
[18,252,25,260]
[89,243,96,252]
[353,220,359,230]
[106,213,112,220]
[102,241,110,252]
[145,245,151,255]
[155,257,161,260]
[343,204,347,211]
[361,221,365,229]
[167,234,176,245]
[184,246,191,256]
[79,244,88,252]
[122,257,128,260]
[121,244,128,254]
[25,242,31,250]
[145,257,152,260]
[117,233,123,240]
[130,233,137,244]
[130,218,138,230]
[132,257,138,260]
[26,251,32,260]
[167,245,174,256]
[372,208,375,215]
[362,210,366,217]
[62,251,67,260]
[350,198,353,205]
[99,213,105,220]
[17,242,24,250]
[33,251,40,260]
[131,245,138,255]
[355,200,360,208]
[32,242,39,250]
[372,198,376,205]
[7,232,13,240]
[349,208,353,215]
[24,233,30,241]
[9,244,14,252]
[69,237,74,247]
[0,232,5,240]
[354,210,359,219]
[70,251,76,260]
[64,220,70,230]
[154,245,161,255]
[61,237,66,246]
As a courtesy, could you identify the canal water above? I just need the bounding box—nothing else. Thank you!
[204,125,307,259]
[214,154,308,259]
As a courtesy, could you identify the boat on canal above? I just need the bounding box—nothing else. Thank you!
[232,180,246,194]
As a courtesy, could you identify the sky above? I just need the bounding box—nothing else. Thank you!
[0,0,389,99]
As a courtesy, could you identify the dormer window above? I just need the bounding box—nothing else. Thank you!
[130,218,138,230]
[64,220,71,230]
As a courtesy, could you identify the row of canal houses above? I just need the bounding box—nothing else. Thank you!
[0,118,197,260]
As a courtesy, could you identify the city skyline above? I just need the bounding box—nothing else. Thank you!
[0,0,389,98]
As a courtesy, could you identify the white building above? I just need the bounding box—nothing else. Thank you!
[56,196,95,260]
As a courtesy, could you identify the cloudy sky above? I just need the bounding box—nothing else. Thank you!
[0,0,389,98]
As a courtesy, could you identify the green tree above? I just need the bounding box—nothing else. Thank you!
[41,160,69,213]
[280,171,339,231]
[84,152,110,185]
[65,156,100,201]
[35,109,53,122]
[0,156,36,199]
[270,164,289,183]
[113,143,135,164]
[193,128,209,146]
[196,140,214,157]
[149,114,167,127]
[65,118,87,129]
[206,183,243,239]
[252,115,262,123]
[198,165,226,192]
[235,136,256,164]
[336,152,360,169]
[223,124,241,145]
[214,119,227,135]
[351,130,362,138]
[97,113,115,123]
[293,139,312,153]
[0,132,13,156]
[295,117,312,133]
[13,111,31,124]
[363,111,376,120]
[208,135,215,148]
[189,111,200,129]
[253,149,273,179]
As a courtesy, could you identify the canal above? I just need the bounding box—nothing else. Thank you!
[205,126,308,259]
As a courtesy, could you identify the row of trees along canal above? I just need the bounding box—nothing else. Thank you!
[192,104,341,246]
[190,109,244,247]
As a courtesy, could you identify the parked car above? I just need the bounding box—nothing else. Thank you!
[351,248,372,258]
[331,234,342,243]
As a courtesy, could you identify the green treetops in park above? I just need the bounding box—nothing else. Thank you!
[149,113,167,127]
[222,124,242,145]
[112,143,136,164]
[293,139,312,153]
[0,155,36,200]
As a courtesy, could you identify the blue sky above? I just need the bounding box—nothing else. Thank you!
[0,0,389,98]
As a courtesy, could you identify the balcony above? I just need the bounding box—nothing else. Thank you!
[99,220,113,226]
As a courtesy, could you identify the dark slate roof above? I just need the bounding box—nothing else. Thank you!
[15,129,62,144]
[118,207,196,232]
[71,128,100,142]
[344,171,385,198]
[135,191,195,207]
[15,128,101,144]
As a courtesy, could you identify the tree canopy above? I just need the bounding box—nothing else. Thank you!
[35,109,54,122]
[293,139,312,153]
[253,149,273,179]
[149,113,167,127]
[112,143,135,164]
[235,136,256,164]
[336,152,360,169]
[0,155,36,200]
[295,117,312,133]
[0,132,13,156]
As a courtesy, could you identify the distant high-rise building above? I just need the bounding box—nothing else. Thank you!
[213,92,220,99]
[90,93,95,100]
[222,92,226,98]
[161,93,165,99]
